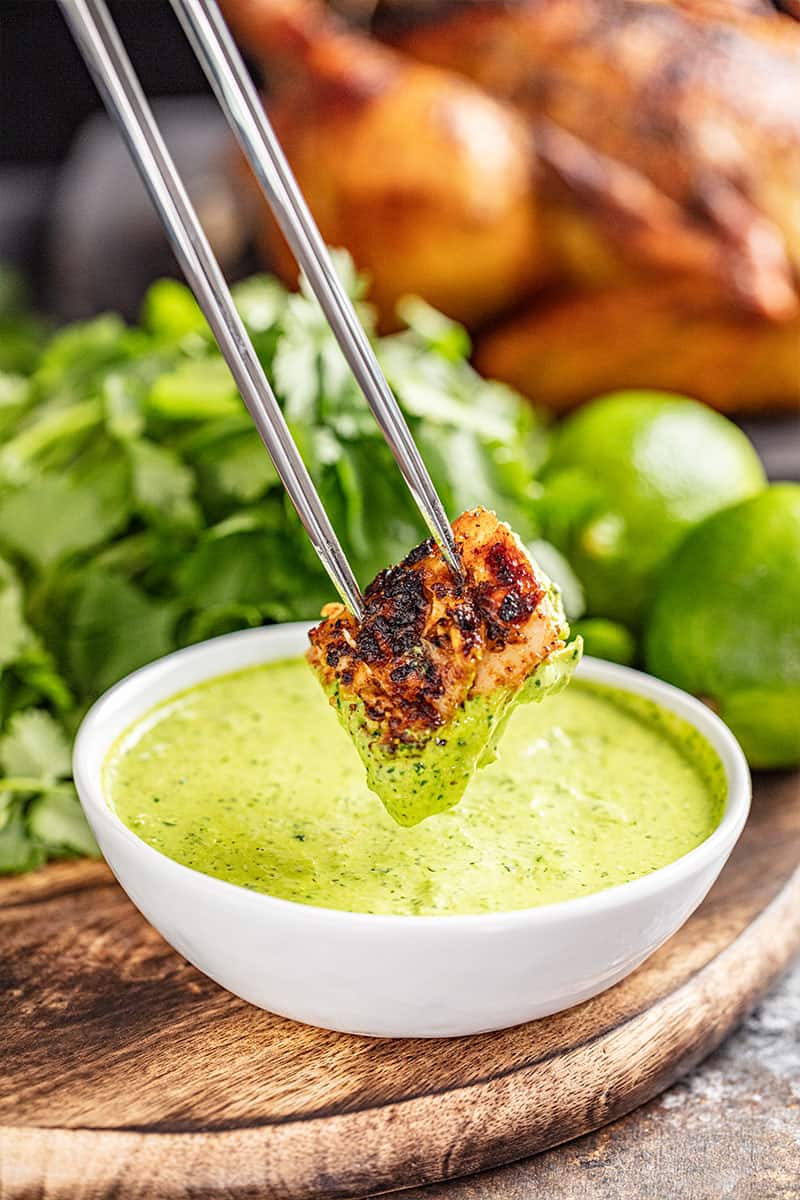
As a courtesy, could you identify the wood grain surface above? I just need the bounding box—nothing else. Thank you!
[0,771,798,1200]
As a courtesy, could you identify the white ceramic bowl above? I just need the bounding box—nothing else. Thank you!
[74,623,750,1038]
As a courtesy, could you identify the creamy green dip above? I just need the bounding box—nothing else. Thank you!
[105,657,725,916]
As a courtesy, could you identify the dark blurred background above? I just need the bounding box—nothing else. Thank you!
[2,2,206,165]
[0,2,252,317]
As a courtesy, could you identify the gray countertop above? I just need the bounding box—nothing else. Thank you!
[406,960,800,1200]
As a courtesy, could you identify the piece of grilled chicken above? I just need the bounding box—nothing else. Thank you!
[476,279,800,414]
[307,507,581,825]
[374,0,800,322]
[223,0,541,329]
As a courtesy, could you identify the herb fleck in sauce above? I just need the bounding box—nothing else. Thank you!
[105,658,725,916]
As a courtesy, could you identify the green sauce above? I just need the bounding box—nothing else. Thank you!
[105,657,725,916]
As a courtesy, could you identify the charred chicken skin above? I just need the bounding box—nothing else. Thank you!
[307,507,581,825]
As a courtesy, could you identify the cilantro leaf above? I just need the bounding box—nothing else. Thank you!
[126,438,199,529]
[0,558,30,669]
[65,569,176,698]
[189,428,277,508]
[148,357,241,420]
[0,709,72,779]
[28,786,100,859]
[0,456,131,569]
[0,373,32,433]
[142,278,209,343]
[231,274,286,347]
[395,295,471,361]
[0,798,45,873]
[34,314,133,400]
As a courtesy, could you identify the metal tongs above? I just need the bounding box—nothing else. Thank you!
[58,0,462,621]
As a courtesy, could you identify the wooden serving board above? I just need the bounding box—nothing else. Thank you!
[1,771,798,1200]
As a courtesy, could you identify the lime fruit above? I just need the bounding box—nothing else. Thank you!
[572,618,637,666]
[645,484,800,768]
[540,391,766,628]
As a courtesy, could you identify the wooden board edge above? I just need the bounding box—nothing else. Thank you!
[2,864,799,1200]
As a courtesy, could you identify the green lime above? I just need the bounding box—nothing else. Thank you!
[540,391,766,628]
[645,484,800,768]
[572,618,637,666]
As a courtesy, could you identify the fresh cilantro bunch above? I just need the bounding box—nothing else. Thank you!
[0,254,547,872]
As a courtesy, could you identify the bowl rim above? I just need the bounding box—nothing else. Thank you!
[74,623,751,929]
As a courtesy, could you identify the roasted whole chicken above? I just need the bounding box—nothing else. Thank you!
[307,507,581,824]
[225,0,800,412]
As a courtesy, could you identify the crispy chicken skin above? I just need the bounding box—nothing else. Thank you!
[307,508,580,823]
[375,0,800,321]
[476,279,800,414]
[223,0,541,329]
